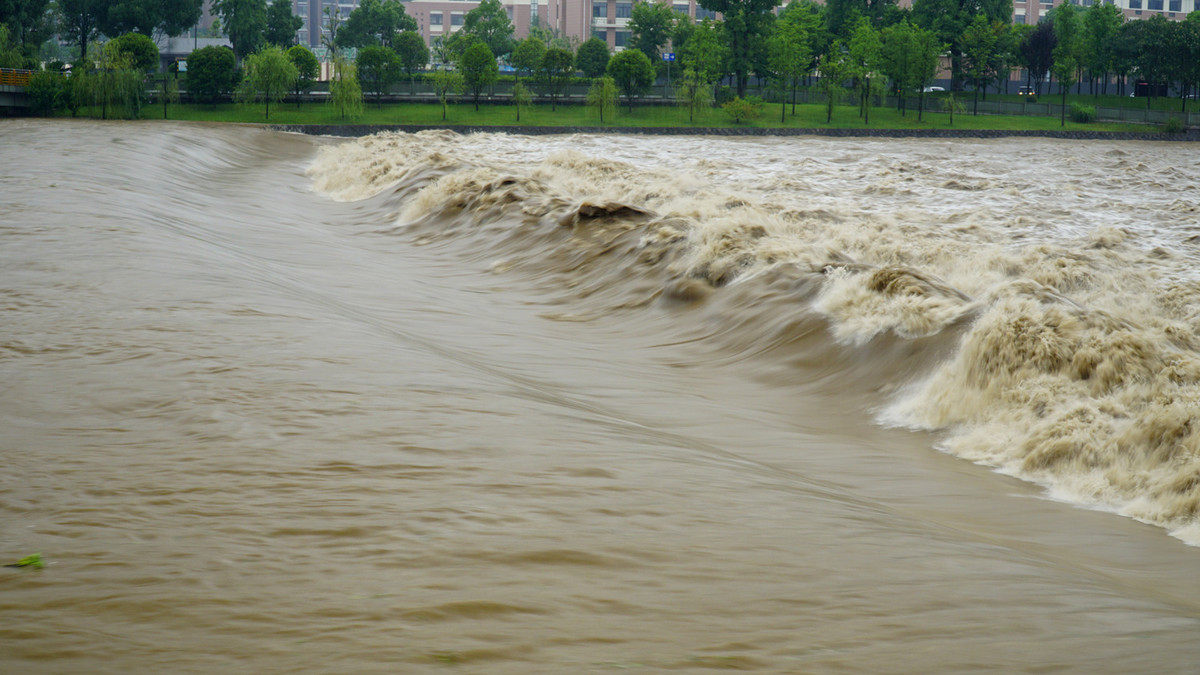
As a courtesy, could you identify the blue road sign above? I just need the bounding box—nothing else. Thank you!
[663,53,675,61]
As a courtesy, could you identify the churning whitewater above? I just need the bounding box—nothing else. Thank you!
[311,130,1200,544]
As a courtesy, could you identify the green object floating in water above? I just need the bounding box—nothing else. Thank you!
[6,553,44,569]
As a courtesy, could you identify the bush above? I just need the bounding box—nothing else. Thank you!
[722,96,762,123]
[1163,116,1185,134]
[715,85,734,104]
[1069,103,1095,123]
[26,71,65,116]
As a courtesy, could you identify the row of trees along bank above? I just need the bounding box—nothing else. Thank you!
[6,0,1199,122]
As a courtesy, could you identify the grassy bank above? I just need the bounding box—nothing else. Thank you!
[79,99,1159,134]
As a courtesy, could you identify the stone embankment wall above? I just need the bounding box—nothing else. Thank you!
[273,124,1200,141]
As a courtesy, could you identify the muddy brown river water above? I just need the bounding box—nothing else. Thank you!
[1,120,1198,673]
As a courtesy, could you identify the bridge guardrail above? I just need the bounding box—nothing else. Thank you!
[0,68,32,87]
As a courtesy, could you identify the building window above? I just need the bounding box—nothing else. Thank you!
[591,28,606,41]
[1147,0,1161,8]
[1169,0,1180,8]
[615,30,630,46]
[615,2,633,18]
[430,13,442,24]
[451,13,463,25]
[593,2,608,16]
[1014,13,1026,22]
[673,3,689,13]
[1128,0,1141,7]
[695,7,716,19]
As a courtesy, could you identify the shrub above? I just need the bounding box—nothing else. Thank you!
[1163,116,1185,134]
[722,95,762,123]
[26,71,65,116]
[1069,103,1095,123]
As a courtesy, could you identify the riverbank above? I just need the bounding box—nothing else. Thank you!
[272,122,1200,141]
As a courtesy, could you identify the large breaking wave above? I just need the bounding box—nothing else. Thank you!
[307,130,1200,545]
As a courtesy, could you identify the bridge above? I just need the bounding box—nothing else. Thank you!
[0,68,31,112]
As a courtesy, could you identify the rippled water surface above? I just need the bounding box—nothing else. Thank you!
[2,120,1198,673]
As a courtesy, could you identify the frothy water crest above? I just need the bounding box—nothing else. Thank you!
[310,131,1200,544]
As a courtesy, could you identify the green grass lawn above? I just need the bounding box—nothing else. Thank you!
[108,99,1154,134]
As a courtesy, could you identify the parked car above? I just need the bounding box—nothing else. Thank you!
[923,86,945,92]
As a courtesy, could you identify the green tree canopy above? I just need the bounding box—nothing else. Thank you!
[575,36,610,79]
[448,0,515,60]
[699,0,777,97]
[187,44,237,104]
[264,0,302,47]
[236,44,297,118]
[394,30,429,82]
[606,47,654,111]
[212,0,268,60]
[0,0,53,65]
[911,0,1011,89]
[846,17,882,123]
[106,31,158,72]
[356,44,400,106]
[457,40,498,110]
[56,0,104,65]
[629,0,676,63]
[286,43,319,102]
[587,74,618,123]
[337,0,416,49]
[101,0,204,39]
[537,45,574,111]
[681,18,727,84]
[511,35,546,81]
[767,17,811,120]
[329,56,363,119]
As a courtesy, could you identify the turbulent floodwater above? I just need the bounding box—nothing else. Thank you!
[2,120,1199,673]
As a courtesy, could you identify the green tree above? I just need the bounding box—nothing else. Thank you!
[286,43,319,104]
[629,0,676,63]
[681,18,727,88]
[236,45,297,119]
[0,0,53,65]
[157,68,179,118]
[575,36,610,79]
[816,48,847,123]
[431,67,463,120]
[606,46,654,112]
[26,69,63,115]
[107,31,158,72]
[537,46,574,111]
[357,44,400,106]
[93,41,146,118]
[699,0,777,97]
[56,0,104,65]
[1050,2,1083,96]
[512,80,531,121]
[1019,21,1055,96]
[447,0,514,60]
[264,0,302,47]
[511,35,546,82]
[675,67,713,123]
[329,56,363,120]
[337,0,416,49]
[959,14,1001,113]
[1083,2,1123,96]
[187,45,237,105]
[101,0,204,39]
[212,0,268,61]
[457,40,498,110]
[847,17,882,124]
[768,19,811,121]
[911,0,1011,90]
[394,30,429,86]
[881,20,915,114]
[586,74,617,123]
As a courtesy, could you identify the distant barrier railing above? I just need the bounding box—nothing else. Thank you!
[0,68,32,87]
